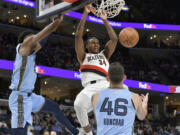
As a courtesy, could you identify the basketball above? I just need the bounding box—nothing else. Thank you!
[119,27,139,48]
[62,0,79,3]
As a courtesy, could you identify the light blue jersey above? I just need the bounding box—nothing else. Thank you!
[9,43,45,128]
[95,88,136,135]
[9,44,37,92]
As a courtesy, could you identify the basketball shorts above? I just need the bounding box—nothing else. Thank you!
[9,91,45,128]
[77,80,110,112]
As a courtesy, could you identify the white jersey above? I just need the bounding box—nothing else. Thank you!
[80,51,109,86]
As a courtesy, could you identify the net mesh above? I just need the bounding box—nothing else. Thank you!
[90,0,125,18]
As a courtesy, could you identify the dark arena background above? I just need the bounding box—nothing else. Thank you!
[0,0,180,135]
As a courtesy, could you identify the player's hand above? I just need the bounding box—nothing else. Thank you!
[140,93,149,108]
[99,10,107,20]
[52,15,63,31]
[85,4,91,14]
[57,15,64,23]
[52,15,63,24]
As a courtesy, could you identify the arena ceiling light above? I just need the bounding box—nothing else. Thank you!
[123,5,129,11]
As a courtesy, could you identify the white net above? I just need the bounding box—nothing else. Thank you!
[90,0,125,18]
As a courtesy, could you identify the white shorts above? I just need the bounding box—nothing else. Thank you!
[82,80,109,98]
[78,80,109,112]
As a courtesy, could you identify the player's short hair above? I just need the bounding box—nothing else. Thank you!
[85,37,98,46]
[18,30,34,44]
[108,62,125,84]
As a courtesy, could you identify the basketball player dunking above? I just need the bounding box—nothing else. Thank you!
[9,16,79,135]
[74,6,128,135]
[92,62,149,135]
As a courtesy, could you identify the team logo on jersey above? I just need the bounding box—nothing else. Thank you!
[87,54,105,62]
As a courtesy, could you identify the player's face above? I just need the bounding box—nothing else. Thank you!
[87,38,100,54]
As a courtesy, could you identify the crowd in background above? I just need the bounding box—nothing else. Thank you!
[138,39,180,49]
[110,51,161,83]
[0,33,16,61]
[114,0,180,25]
[153,58,180,85]
[0,31,180,134]
[1,32,180,85]
[1,0,180,27]
[0,0,180,135]
[0,105,179,135]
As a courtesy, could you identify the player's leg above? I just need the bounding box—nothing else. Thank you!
[74,91,93,135]
[9,92,32,135]
[31,93,79,135]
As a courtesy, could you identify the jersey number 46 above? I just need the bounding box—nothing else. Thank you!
[100,98,128,116]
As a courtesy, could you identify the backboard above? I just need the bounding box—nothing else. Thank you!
[36,0,97,21]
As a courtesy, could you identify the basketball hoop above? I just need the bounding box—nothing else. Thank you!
[90,0,125,18]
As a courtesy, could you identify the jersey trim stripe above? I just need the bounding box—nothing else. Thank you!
[17,56,28,90]
[131,99,135,110]
[80,65,108,76]
[81,69,107,77]
[17,95,24,128]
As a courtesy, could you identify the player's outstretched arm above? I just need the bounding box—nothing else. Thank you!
[19,16,63,56]
[132,93,149,120]
[75,6,90,64]
[100,11,118,60]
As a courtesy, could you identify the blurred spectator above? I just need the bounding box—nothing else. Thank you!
[43,130,50,135]
[50,131,57,135]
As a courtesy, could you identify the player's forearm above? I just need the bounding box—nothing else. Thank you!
[139,104,148,120]
[103,19,118,41]
[33,19,60,44]
[137,109,147,120]
[142,104,148,116]
[137,101,148,120]
[75,11,88,38]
